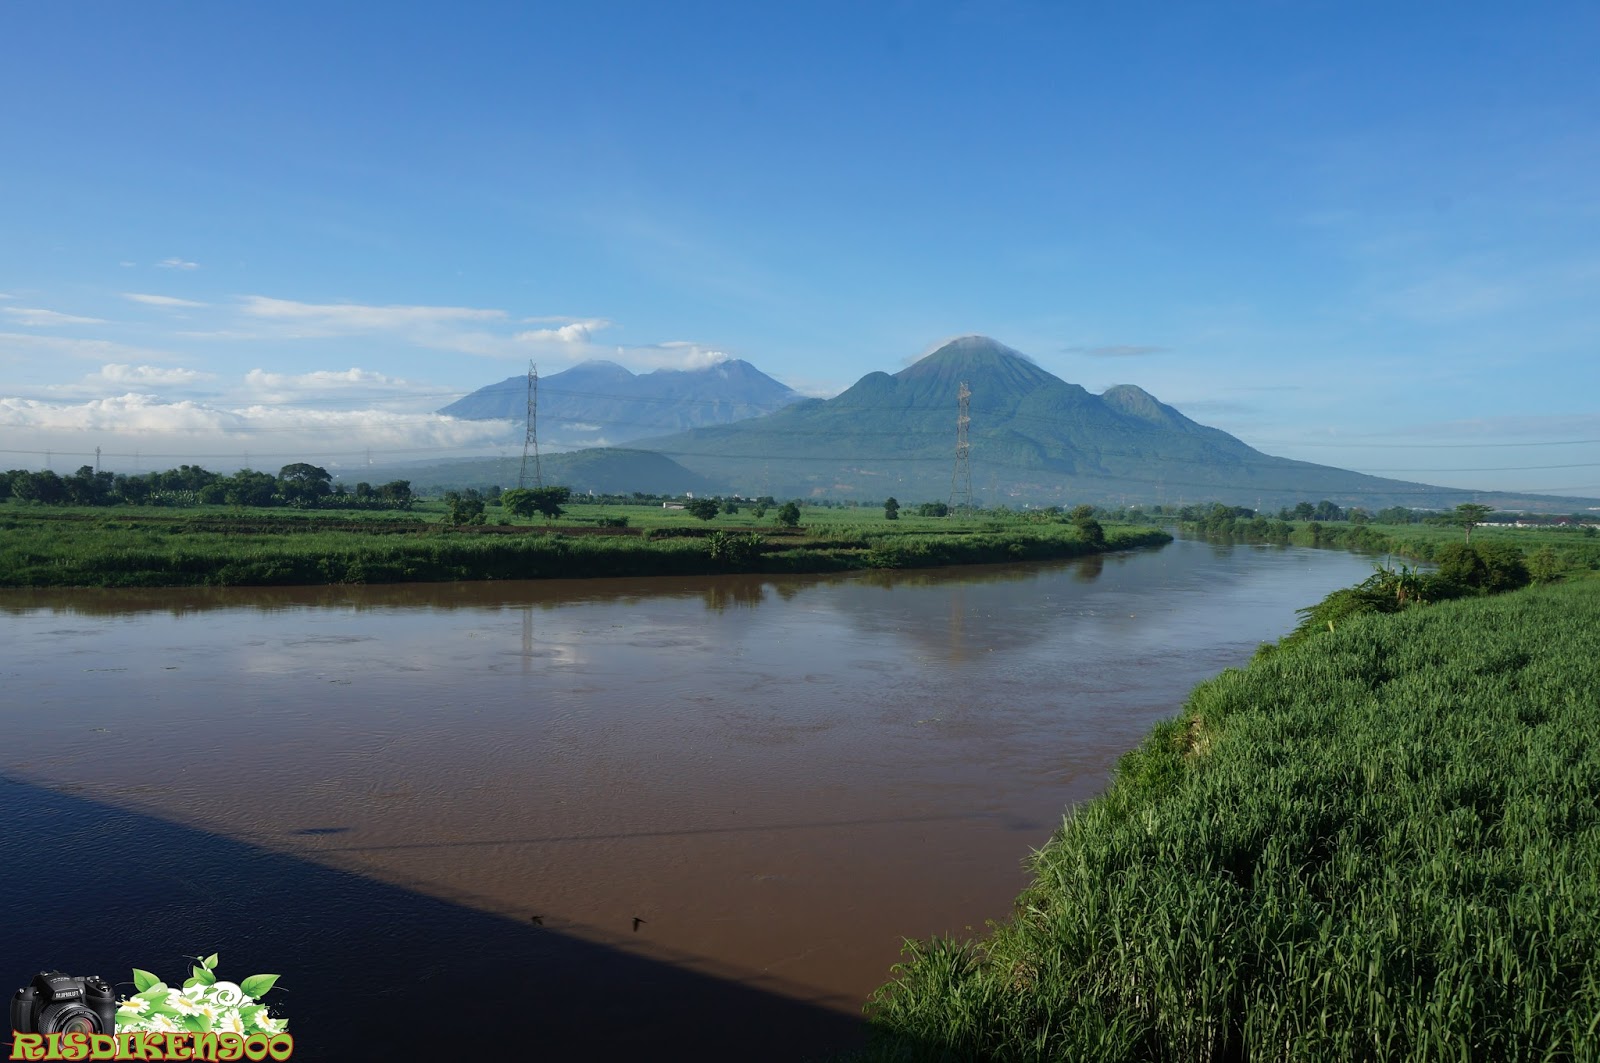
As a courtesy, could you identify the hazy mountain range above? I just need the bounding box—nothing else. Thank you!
[622,336,1590,510]
[401,336,1591,511]
[439,359,802,447]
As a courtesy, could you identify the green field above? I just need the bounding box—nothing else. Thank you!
[0,501,1168,588]
[856,578,1600,1061]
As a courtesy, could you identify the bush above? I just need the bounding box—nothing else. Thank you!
[1436,542,1529,594]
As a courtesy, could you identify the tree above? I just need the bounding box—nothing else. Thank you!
[1292,502,1315,521]
[721,498,739,515]
[115,474,151,506]
[277,463,332,505]
[223,470,278,508]
[1452,503,1493,544]
[1073,513,1106,548]
[685,498,721,521]
[65,466,114,505]
[502,485,570,523]
[775,501,801,528]
[884,496,900,521]
[917,501,949,518]
[376,480,413,509]
[1528,546,1562,584]
[11,470,66,504]
[443,490,487,526]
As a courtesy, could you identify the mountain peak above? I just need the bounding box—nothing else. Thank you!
[921,334,1025,361]
[896,336,1055,399]
[567,359,635,378]
[1101,383,1208,435]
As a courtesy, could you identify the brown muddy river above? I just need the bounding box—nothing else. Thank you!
[0,539,1377,1060]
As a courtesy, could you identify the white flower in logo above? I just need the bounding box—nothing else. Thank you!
[208,982,245,1008]
[119,956,286,1036]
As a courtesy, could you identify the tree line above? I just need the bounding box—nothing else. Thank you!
[0,464,414,510]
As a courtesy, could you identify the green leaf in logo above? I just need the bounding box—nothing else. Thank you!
[183,1013,209,1034]
[132,969,160,993]
[191,965,217,986]
[203,954,219,971]
[240,974,279,998]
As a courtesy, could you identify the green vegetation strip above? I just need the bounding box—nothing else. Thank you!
[0,508,1167,588]
[860,581,1600,1061]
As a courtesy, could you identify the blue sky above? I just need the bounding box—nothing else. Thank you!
[2,1,1597,496]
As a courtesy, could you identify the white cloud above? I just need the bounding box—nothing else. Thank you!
[245,367,409,391]
[0,394,236,437]
[513,318,611,344]
[0,394,519,470]
[3,307,107,327]
[94,363,215,387]
[0,332,183,363]
[124,293,208,308]
[157,258,199,270]
[239,296,506,330]
[622,341,731,370]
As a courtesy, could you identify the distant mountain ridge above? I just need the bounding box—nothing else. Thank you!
[439,358,803,447]
[614,336,1591,511]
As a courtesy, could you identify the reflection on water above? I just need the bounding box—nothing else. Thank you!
[0,539,1378,1055]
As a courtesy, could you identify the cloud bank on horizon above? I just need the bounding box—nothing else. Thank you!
[1,3,1597,494]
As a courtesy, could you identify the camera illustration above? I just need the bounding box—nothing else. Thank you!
[10,971,118,1036]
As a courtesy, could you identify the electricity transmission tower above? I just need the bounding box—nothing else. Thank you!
[948,381,972,513]
[519,361,543,489]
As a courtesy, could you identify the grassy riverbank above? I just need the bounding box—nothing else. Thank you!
[858,580,1600,1060]
[1182,516,1600,577]
[0,503,1169,587]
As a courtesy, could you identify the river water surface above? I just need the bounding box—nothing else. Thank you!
[0,539,1377,1060]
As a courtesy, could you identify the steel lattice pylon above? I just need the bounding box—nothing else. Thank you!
[949,381,972,513]
[519,361,543,489]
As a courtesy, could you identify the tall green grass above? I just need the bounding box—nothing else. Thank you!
[860,581,1600,1061]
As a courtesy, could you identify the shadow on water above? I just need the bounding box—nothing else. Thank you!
[0,776,872,1062]
[0,548,1141,618]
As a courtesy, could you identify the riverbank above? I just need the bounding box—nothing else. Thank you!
[856,579,1600,1060]
[0,505,1170,587]
[1179,516,1600,576]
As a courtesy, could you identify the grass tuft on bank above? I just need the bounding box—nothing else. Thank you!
[859,580,1600,1061]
